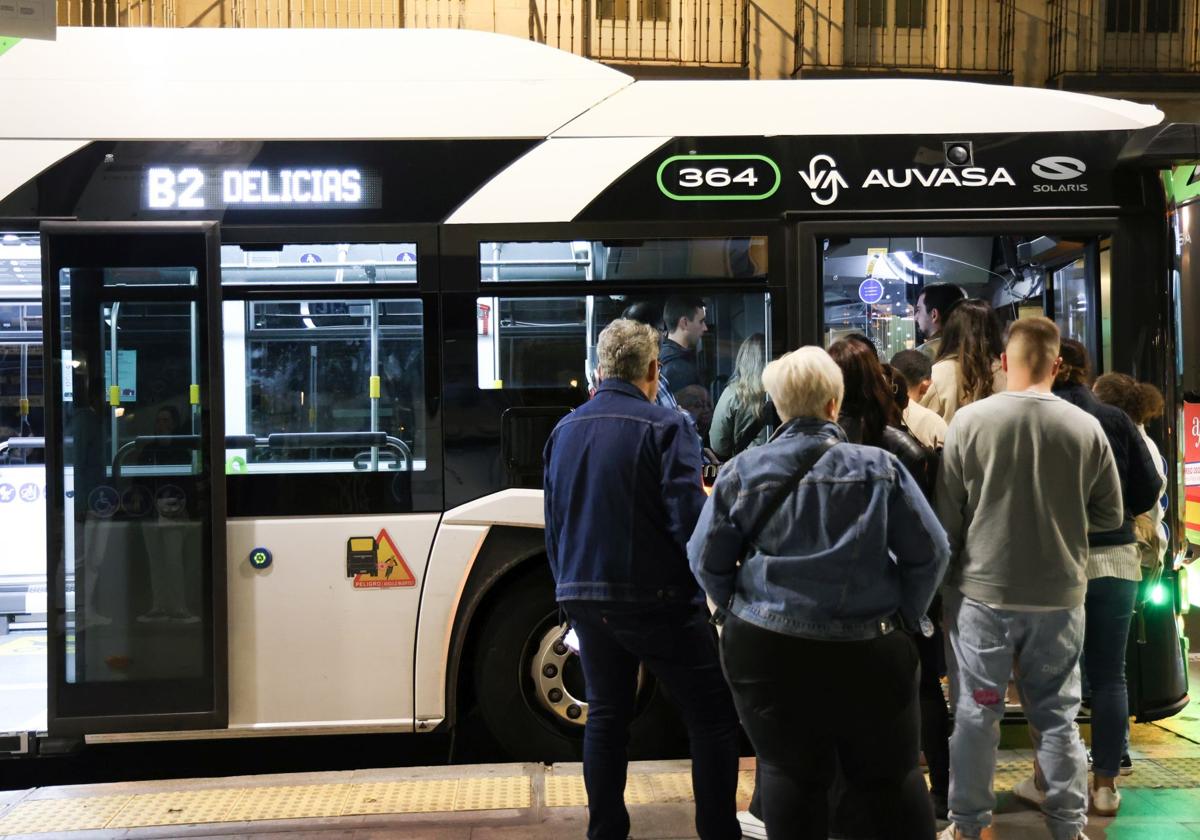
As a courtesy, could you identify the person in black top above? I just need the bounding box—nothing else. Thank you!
[660,295,707,394]
[1024,339,1160,816]
[823,339,947,833]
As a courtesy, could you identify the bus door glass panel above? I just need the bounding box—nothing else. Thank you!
[821,234,1093,358]
[1,232,46,618]
[1053,256,1094,357]
[43,223,224,734]
[222,298,426,475]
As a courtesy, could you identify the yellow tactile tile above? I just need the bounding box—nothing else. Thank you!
[1135,757,1200,788]
[343,779,459,815]
[544,774,587,807]
[737,769,756,802]
[994,759,1035,791]
[1131,724,1187,746]
[0,795,131,835]
[108,788,244,828]
[648,772,694,803]
[454,776,531,811]
[546,770,753,808]
[623,773,658,805]
[224,783,351,822]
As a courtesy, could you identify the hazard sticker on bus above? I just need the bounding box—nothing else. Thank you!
[352,528,416,588]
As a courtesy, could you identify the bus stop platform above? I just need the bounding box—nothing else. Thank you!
[3,720,1200,840]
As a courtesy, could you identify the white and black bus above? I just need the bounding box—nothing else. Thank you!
[0,27,1192,758]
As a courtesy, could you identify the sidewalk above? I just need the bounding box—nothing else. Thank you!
[3,729,1200,840]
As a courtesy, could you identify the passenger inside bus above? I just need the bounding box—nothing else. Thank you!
[660,295,708,395]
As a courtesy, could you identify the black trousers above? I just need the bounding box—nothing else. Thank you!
[566,600,741,840]
[720,613,934,840]
[916,594,950,807]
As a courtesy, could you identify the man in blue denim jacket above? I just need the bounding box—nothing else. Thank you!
[688,346,949,839]
[543,318,740,840]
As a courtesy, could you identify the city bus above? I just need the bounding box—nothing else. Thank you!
[0,26,1192,758]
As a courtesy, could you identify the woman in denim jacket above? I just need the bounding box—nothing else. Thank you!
[688,346,950,840]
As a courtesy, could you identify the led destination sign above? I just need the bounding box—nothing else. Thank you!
[144,166,381,211]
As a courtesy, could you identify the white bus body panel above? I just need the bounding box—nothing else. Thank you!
[0,29,631,143]
[446,137,670,225]
[414,489,544,723]
[226,514,439,730]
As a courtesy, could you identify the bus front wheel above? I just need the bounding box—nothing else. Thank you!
[470,564,683,762]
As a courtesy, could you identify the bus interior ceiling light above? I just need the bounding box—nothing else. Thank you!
[893,251,936,277]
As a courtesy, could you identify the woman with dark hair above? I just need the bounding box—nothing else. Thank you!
[1014,342,1161,816]
[711,333,768,459]
[828,339,934,490]
[920,299,1006,423]
[827,339,948,821]
[1092,375,1169,571]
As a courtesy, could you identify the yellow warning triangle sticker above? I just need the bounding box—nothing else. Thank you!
[353,528,417,589]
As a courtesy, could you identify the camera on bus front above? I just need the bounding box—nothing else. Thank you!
[943,141,974,167]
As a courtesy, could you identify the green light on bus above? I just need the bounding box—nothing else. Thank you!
[1149,583,1168,606]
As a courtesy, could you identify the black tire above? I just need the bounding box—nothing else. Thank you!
[469,563,686,762]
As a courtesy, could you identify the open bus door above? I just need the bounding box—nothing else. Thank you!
[40,222,227,736]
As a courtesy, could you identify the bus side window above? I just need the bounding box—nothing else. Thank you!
[223,297,427,475]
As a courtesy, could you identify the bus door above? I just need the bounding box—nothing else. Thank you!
[41,222,227,735]
[805,219,1189,721]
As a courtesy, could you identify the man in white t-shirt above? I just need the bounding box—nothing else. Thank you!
[890,350,948,448]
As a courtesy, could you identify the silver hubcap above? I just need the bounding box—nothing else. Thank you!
[531,623,588,726]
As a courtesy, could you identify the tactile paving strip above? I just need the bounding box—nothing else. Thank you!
[545,770,761,808]
[1134,757,1200,789]
[108,788,245,828]
[0,776,532,834]
[737,769,756,802]
[0,795,130,835]
[543,773,586,807]
[226,783,351,822]
[343,779,460,815]
[455,776,531,811]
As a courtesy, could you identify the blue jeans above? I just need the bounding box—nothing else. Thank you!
[564,600,741,840]
[944,593,1088,840]
[1084,576,1138,779]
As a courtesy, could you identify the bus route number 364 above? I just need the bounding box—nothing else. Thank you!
[656,154,782,202]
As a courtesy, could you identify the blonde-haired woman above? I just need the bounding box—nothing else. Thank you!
[710,333,768,460]
[689,346,949,840]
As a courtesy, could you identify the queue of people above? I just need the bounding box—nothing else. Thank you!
[542,290,1168,840]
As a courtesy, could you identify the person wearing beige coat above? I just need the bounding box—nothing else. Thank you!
[918,299,1008,424]
[921,357,1008,424]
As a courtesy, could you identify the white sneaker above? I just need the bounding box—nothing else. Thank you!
[736,809,767,840]
[937,827,961,840]
[1012,776,1047,810]
[1091,782,1120,816]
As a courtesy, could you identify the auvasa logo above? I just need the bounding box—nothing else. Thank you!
[799,155,848,206]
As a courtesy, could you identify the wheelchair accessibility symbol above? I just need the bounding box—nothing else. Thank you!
[88,486,120,518]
